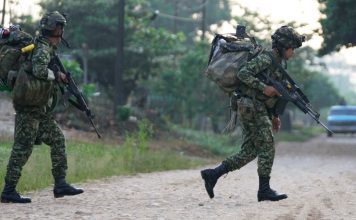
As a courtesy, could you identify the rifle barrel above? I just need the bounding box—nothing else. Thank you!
[306,111,333,134]
[89,117,102,138]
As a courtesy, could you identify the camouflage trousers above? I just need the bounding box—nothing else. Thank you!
[4,107,67,186]
[223,98,275,177]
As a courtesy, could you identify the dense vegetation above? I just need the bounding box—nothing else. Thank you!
[1,0,351,191]
[12,0,343,131]
[318,0,356,55]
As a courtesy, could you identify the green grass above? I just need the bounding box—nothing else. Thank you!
[170,125,242,156]
[171,125,324,157]
[0,121,324,193]
[0,141,205,192]
[274,126,324,142]
[0,122,206,193]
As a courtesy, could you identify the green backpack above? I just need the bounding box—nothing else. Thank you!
[204,30,263,95]
[0,26,33,92]
[204,26,264,133]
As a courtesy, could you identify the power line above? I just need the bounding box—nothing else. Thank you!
[179,0,209,12]
[156,11,201,22]
[152,0,235,23]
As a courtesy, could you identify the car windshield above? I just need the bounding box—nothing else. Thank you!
[330,109,356,116]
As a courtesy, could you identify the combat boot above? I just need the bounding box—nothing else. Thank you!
[201,163,229,199]
[53,178,84,198]
[1,185,31,203]
[257,176,287,202]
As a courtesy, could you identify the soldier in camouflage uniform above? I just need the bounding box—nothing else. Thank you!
[201,26,305,202]
[1,11,83,203]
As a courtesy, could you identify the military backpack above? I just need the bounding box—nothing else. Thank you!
[0,25,34,92]
[204,27,263,95]
[204,26,265,133]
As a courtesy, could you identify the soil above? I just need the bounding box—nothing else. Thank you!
[1,95,356,220]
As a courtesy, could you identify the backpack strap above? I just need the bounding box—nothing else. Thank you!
[262,50,280,72]
[248,46,264,61]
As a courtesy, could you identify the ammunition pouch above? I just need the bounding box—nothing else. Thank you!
[12,65,54,107]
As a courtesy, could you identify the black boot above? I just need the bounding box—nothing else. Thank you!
[1,185,31,203]
[201,163,229,199]
[53,178,84,198]
[257,176,287,202]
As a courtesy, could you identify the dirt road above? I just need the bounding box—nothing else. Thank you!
[1,96,355,219]
[0,135,355,220]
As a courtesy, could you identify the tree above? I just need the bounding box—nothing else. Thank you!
[148,0,231,41]
[38,0,185,104]
[318,0,356,55]
[11,15,37,35]
[303,72,341,109]
[13,0,342,131]
[147,41,228,127]
[145,3,342,130]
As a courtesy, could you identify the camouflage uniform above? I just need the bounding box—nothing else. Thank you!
[2,11,83,204]
[4,36,67,187]
[201,26,305,201]
[222,50,284,177]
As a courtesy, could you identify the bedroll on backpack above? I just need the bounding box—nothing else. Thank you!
[0,26,33,92]
[204,33,262,94]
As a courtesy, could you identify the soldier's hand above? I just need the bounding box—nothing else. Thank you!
[58,72,68,84]
[272,117,281,132]
[263,86,281,97]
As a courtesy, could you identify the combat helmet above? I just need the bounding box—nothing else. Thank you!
[271,26,305,49]
[39,11,67,31]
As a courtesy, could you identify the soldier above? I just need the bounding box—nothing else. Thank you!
[201,26,305,202]
[1,11,83,203]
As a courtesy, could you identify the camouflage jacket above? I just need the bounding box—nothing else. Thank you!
[32,36,57,80]
[236,49,286,112]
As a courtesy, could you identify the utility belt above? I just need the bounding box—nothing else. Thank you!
[231,90,277,118]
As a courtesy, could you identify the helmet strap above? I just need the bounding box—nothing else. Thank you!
[61,36,71,48]
[274,42,289,61]
[275,46,284,59]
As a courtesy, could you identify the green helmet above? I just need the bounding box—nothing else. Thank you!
[271,26,305,49]
[40,11,67,31]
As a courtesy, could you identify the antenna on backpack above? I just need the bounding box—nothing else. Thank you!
[236,25,257,46]
[236,25,247,39]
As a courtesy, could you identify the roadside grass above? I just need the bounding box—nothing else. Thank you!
[171,125,324,157]
[170,125,241,156]
[0,121,206,193]
[274,126,324,142]
[0,121,324,193]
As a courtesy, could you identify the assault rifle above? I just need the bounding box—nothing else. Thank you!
[49,54,102,138]
[258,62,333,134]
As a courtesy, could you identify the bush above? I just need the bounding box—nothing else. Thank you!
[116,106,131,122]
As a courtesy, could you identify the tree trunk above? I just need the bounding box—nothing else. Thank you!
[1,0,6,26]
[115,0,125,109]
